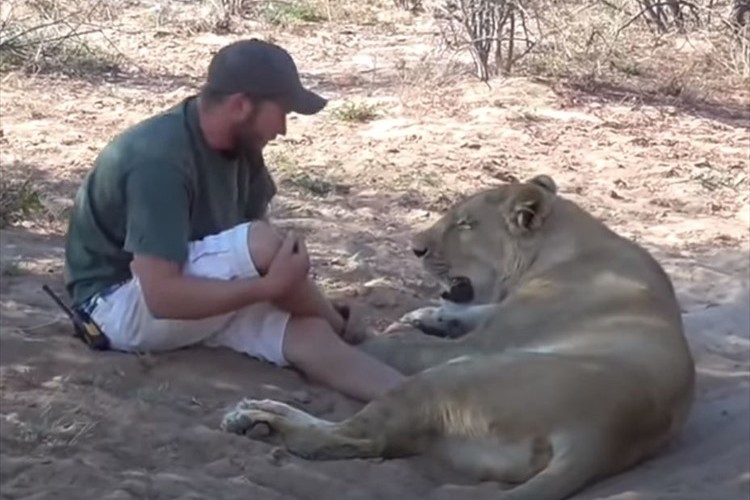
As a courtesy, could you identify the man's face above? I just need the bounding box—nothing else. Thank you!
[231,96,289,153]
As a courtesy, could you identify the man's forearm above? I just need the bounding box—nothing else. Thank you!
[141,274,277,320]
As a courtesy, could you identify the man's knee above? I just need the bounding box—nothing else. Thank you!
[247,220,283,275]
[282,317,339,366]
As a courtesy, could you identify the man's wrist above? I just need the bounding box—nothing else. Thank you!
[253,275,280,303]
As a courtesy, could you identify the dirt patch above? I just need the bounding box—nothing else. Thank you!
[1,0,749,499]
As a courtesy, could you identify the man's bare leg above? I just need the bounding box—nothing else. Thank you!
[282,316,406,402]
[244,221,406,401]
[275,280,346,336]
[248,221,351,338]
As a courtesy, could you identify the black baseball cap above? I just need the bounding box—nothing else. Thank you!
[204,39,327,115]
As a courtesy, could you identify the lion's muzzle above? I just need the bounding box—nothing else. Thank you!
[413,246,428,258]
[441,276,475,304]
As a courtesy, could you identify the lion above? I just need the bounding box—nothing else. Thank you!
[220,174,696,500]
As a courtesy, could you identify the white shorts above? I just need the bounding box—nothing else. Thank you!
[85,222,291,366]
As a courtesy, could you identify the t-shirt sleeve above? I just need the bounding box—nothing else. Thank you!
[123,163,192,264]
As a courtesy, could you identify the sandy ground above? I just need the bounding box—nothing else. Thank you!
[1,2,749,499]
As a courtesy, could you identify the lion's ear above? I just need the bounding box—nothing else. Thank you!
[528,174,557,194]
[506,183,553,233]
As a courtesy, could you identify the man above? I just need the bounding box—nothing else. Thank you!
[63,39,405,402]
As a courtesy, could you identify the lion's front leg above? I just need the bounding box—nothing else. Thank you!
[389,303,497,339]
[359,329,481,375]
[221,398,381,460]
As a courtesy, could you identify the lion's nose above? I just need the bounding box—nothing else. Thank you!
[413,247,428,258]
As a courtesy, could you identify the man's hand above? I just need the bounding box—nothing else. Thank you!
[334,301,378,345]
[264,231,311,300]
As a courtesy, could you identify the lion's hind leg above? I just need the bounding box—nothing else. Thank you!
[433,434,552,486]
[429,431,604,500]
[221,398,382,460]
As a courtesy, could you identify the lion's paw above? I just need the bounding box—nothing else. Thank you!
[389,306,465,338]
[221,398,288,435]
[245,399,296,416]
[221,398,323,437]
[220,407,259,435]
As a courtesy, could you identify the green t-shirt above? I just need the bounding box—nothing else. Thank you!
[64,96,277,307]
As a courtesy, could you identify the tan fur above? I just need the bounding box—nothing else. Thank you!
[221,174,696,500]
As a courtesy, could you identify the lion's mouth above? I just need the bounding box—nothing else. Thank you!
[440,276,475,304]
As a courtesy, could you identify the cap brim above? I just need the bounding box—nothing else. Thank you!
[291,87,327,115]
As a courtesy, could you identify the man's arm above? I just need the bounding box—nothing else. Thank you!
[131,255,278,320]
[123,164,280,320]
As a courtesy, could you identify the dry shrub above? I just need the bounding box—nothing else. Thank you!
[425,0,748,104]
[432,0,538,80]
[0,0,124,76]
[713,21,750,78]
[393,0,424,13]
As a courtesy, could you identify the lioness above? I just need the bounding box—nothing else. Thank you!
[221,174,696,500]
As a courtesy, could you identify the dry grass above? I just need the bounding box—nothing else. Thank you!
[0,177,44,229]
[331,101,381,122]
[3,403,98,449]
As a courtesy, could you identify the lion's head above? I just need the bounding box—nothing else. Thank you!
[411,174,560,305]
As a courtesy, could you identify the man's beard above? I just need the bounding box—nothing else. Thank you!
[229,114,264,157]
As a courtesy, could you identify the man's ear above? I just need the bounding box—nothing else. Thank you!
[226,92,253,117]
[506,181,555,233]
